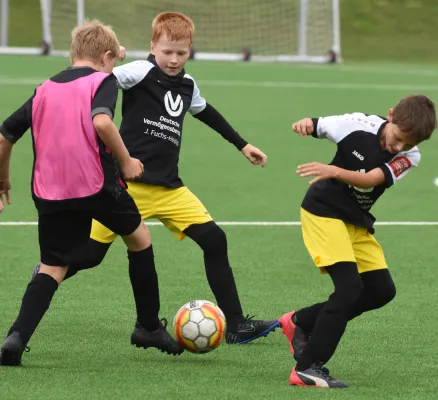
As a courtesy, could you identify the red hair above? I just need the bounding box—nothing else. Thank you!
[152,12,194,43]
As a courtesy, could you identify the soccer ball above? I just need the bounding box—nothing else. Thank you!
[173,300,226,354]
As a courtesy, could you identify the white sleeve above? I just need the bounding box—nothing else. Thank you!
[382,148,420,187]
[315,113,384,143]
[113,61,154,90]
[184,73,207,115]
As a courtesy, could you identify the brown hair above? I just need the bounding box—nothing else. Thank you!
[392,95,437,142]
[70,19,120,63]
[151,12,195,43]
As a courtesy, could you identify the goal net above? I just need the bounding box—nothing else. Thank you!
[0,0,341,63]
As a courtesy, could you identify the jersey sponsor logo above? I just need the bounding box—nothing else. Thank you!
[164,91,183,117]
[388,156,412,178]
[352,150,364,161]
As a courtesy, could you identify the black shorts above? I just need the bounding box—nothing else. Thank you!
[37,188,141,267]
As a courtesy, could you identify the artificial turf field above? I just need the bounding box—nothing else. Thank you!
[0,55,438,399]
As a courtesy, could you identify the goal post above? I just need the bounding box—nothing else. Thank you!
[0,0,341,63]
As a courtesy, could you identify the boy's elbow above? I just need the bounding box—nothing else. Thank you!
[361,183,375,190]
[365,169,385,189]
[358,174,382,190]
[93,114,112,131]
[0,133,14,147]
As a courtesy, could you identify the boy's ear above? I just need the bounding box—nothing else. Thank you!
[387,108,393,122]
[102,50,113,66]
[150,41,155,55]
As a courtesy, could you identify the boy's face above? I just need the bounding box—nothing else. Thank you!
[380,109,418,154]
[150,35,191,76]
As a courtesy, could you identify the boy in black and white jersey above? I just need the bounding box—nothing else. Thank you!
[278,95,436,388]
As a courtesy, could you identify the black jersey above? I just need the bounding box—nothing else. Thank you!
[113,56,207,188]
[301,113,420,231]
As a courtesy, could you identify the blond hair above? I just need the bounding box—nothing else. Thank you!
[152,12,195,43]
[70,19,120,62]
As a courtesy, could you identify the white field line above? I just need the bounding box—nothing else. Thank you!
[1,77,438,91]
[232,62,438,77]
[1,221,438,227]
[290,63,438,77]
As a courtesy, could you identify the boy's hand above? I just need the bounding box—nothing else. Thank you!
[292,118,314,136]
[0,178,11,213]
[241,144,268,167]
[118,46,126,62]
[297,162,338,184]
[120,157,144,180]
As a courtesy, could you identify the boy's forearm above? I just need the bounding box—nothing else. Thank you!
[93,116,130,165]
[193,103,248,150]
[0,134,13,180]
[333,167,384,189]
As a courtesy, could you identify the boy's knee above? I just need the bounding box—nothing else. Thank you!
[362,269,396,309]
[123,222,151,251]
[198,224,227,255]
[185,222,228,256]
[82,245,107,269]
[71,239,111,270]
[374,279,396,308]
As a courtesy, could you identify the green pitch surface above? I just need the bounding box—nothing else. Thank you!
[1,56,438,399]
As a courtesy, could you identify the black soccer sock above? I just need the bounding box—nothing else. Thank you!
[296,262,363,371]
[294,302,325,334]
[128,245,160,332]
[7,273,59,344]
[64,240,112,281]
[185,222,244,331]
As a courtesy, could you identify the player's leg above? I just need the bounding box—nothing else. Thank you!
[348,270,396,319]
[157,186,278,344]
[280,225,396,364]
[31,237,112,280]
[95,186,183,355]
[184,222,243,322]
[57,222,116,280]
[45,207,124,280]
[35,181,153,281]
[296,262,362,366]
[280,209,355,388]
[283,262,359,388]
[1,210,91,366]
[348,230,396,319]
[184,221,279,344]
[297,269,396,326]
[278,268,395,352]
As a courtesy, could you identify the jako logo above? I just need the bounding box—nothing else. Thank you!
[164,91,183,117]
[352,150,364,161]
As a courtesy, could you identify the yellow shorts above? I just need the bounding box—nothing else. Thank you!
[300,208,388,274]
[91,182,213,243]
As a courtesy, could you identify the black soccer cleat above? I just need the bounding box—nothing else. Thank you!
[225,315,280,344]
[290,363,348,388]
[131,319,184,356]
[0,332,28,367]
